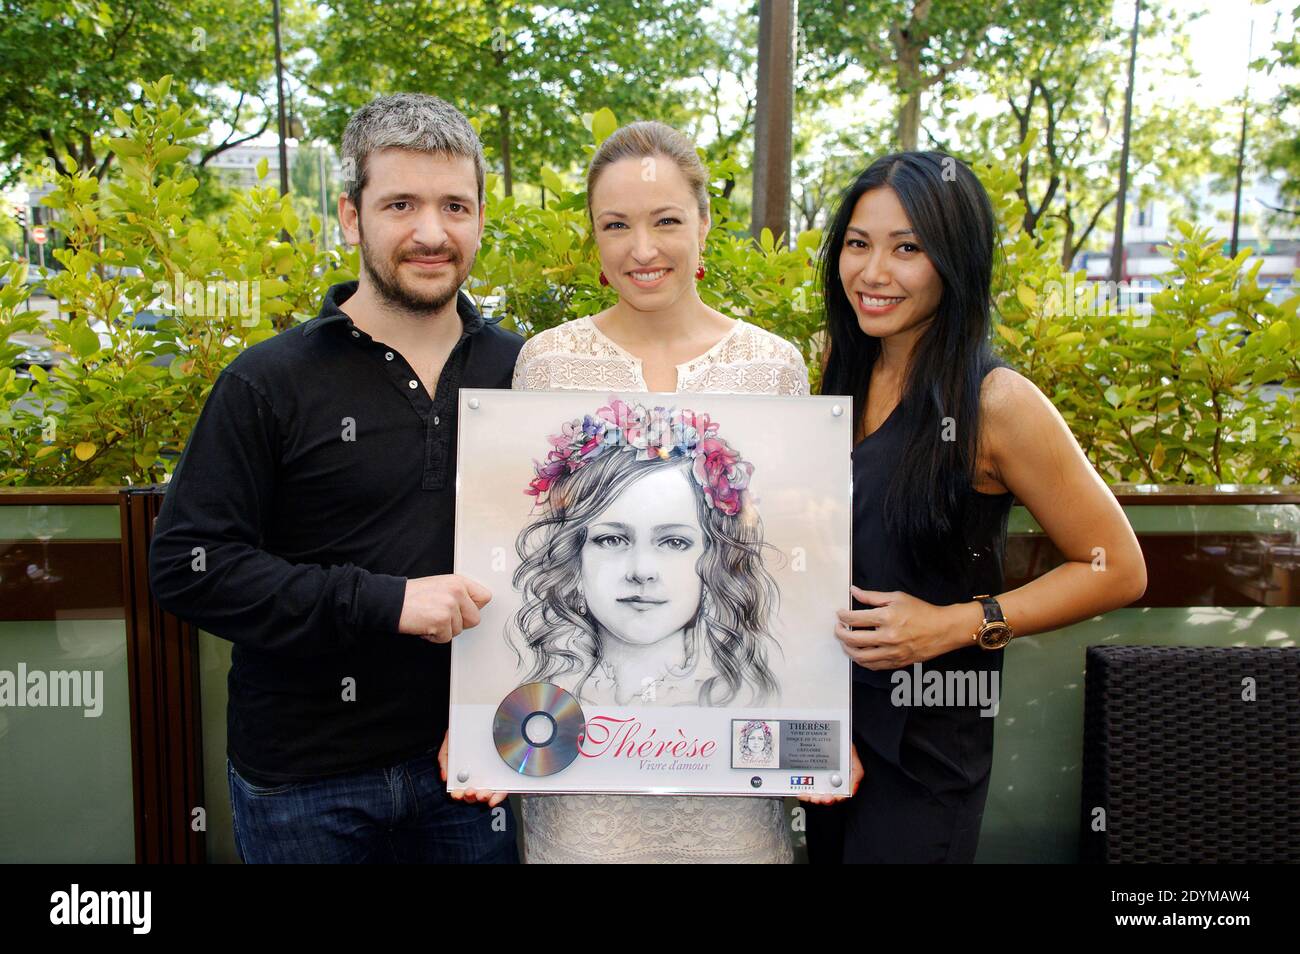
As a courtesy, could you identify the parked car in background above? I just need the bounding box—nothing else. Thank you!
[11,343,58,378]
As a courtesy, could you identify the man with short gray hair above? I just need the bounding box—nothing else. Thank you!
[342,92,486,208]
[150,93,521,863]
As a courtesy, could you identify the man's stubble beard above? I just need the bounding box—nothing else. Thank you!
[357,214,475,316]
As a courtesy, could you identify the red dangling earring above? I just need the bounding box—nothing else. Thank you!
[599,271,609,286]
[696,265,706,280]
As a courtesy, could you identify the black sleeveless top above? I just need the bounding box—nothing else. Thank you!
[851,395,1014,690]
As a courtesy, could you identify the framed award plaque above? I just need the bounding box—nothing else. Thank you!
[448,389,852,797]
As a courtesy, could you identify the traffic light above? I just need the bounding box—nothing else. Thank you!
[15,206,26,230]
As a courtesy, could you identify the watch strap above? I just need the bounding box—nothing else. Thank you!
[974,594,1005,624]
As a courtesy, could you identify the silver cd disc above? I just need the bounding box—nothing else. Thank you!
[492,682,585,777]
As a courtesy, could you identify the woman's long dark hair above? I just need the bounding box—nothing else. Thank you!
[818,151,1007,576]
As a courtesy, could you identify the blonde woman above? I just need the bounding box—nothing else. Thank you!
[511,121,808,863]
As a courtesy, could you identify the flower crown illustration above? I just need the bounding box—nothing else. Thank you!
[526,396,754,516]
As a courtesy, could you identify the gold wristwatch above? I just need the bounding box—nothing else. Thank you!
[971,595,1014,650]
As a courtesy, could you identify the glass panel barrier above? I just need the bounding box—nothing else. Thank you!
[0,500,135,863]
[199,633,237,864]
[5,490,1295,863]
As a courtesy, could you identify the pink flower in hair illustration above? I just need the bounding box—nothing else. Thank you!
[526,397,753,517]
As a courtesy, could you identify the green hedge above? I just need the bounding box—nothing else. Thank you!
[1,82,1296,486]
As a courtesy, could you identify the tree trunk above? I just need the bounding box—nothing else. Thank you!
[1060,215,1076,268]
[493,41,514,198]
[499,103,513,197]
[1109,0,1141,282]
[751,0,795,246]
[896,68,922,150]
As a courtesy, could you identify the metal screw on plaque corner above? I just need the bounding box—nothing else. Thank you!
[831,405,843,417]
[830,774,843,788]
[457,770,470,784]
[468,398,480,410]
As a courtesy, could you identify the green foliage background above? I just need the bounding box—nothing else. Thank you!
[1,85,1296,487]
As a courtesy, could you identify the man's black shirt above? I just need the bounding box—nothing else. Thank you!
[148,281,523,784]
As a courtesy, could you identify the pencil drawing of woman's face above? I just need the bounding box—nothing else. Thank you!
[580,465,704,649]
[513,402,781,707]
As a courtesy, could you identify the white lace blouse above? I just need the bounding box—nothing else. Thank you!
[512,314,809,396]
[511,314,809,864]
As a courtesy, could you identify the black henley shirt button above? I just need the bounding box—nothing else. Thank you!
[385,351,394,361]
[408,380,418,389]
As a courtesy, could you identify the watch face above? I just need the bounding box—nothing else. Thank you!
[979,623,1012,649]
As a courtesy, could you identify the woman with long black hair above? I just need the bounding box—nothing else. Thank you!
[806,152,1147,863]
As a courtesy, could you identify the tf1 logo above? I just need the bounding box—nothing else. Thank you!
[789,776,814,787]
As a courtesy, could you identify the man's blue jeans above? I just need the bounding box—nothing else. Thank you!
[227,745,518,864]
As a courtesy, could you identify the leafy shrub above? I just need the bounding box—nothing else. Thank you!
[982,149,1299,483]
[1,86,1295,486]
[0,77,356,485]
